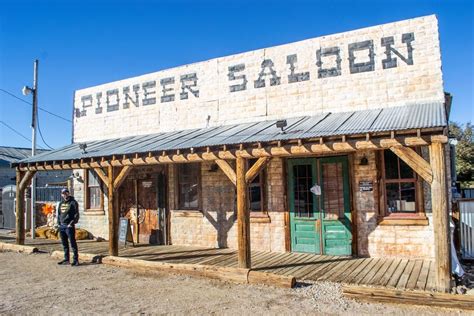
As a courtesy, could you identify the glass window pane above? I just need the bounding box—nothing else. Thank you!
[400,182,416,212]
[248,159,263,212]
[386,183,400,213]
[88,170,100,186]
[384,150,399,179]
[89,187,101,209]
[399,159,414,179]
[178,163,200,209]
[322,162,344,220]
[293,164,313,218]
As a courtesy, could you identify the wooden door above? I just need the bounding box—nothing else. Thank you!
[319,156,352,256]
[288,158,321,253]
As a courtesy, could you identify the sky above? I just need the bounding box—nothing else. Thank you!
[0,0,472,150]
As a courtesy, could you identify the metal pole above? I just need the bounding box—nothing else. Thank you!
[31,59,38,239]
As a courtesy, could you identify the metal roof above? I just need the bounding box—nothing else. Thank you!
[16,102,447,165]
[0,146,49,164]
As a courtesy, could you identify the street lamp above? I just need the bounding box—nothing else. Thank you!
[22,59,39,239]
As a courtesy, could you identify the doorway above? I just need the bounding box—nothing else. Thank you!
[287,156,352,255]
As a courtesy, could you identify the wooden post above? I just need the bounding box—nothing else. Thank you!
[236,156,251,268]
[15,170,25,245]
[107,165,118,256]
[429,142,451,292]
[15,170,36,245]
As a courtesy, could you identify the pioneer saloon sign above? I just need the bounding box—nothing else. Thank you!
[73,15,443,142]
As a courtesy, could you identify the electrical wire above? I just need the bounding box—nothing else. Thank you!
[36,113,54,149]
[0,120,45,149]
[0,88,72,123]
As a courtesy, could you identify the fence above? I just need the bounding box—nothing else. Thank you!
[459,199,474,259]
[461,188,474,199]
[36,186,63,203]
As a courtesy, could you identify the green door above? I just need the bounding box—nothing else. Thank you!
[288,156,352,255]
[288,158,321,253]
[319,156,352,256]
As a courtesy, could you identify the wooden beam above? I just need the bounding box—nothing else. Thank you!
[389,146,433,184]
[19,170,36,191]
[215,160,237,186]
[107,165,118,256]
[113,166,132,191]
[245,157,269,183]
[15,170,25,245]
[93,168,109,187]
[236,157,251,268]
[429,142,451,292]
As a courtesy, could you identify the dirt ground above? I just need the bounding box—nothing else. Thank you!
[0,252,470,315]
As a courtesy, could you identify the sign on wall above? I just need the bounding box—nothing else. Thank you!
[74,15,444,142]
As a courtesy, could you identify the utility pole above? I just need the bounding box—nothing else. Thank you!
[22,60,39,239]
[31,59,38,239]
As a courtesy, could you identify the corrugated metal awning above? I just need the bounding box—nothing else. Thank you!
[16,102,447,165]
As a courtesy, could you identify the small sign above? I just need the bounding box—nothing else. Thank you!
[119,217,134,247]
[359,180,373,192]
[142,181,152,188]
[310,184,321,196]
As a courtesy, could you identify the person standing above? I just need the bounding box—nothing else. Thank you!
[56,188,80,266]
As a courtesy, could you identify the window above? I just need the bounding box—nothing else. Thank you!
[85,170,103,210]
[178,163,201,209]
[248,159,266,212]
[381,150,421,216]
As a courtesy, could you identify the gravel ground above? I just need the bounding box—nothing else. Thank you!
[0,251,469,315]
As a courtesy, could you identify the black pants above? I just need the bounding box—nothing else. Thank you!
[59,225,78,262]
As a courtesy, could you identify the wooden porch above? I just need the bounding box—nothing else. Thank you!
[0,235,437,292]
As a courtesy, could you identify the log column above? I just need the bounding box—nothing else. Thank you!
[429,141,451,292]
[236,156,251,268]
[107,165,118,256]
[15,169,36,245]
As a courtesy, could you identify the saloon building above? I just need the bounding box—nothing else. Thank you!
[14,15,453,291]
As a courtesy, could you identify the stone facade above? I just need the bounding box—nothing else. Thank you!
[73,15,443,143]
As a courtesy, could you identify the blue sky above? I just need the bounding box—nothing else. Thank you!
[0,0,472,149]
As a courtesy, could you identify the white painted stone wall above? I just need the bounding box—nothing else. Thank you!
[73,15,443,143]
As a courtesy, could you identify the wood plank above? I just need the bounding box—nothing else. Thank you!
[282,254,321,276]
[425,260,437,291]
[215,159,236,186]
[327,258,361,282]
[350,258,380,284]
[376,259,401,287]
[429,142,451,292]
[245,157,269,183]
[298,256,336,280]
[343,258,373,284]
[406,259,424,290]
[253,252,291,270]
[390,146,433,183]
[93,168,109,187]
[260,252,298,272]
[304,256,342,280]
[332,258,365,283]
[369,259,394,285]
[386,259,409,288]
[415,260,431,291]
[270,253,310,274]
[15,170,25,245]
[113,165,132,190]
[291,255,329,278]
[396,260,416,289]
[343,285,474,310]
[359,259,386,285]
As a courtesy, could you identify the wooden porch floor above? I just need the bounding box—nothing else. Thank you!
[0,235,436,291]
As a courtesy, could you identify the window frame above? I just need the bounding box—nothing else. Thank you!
[177,163,202,211]
[247,159,267,215]
[83,169,104,213]
[378,149,426,220]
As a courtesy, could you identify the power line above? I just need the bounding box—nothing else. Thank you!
[0,120,45,149]
[0,88,72,123]
[37,114,54,150]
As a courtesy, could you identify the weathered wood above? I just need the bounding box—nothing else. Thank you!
[245,157,269,183]
[247,270,296,288]
[0,241,38,254]
[93,168,109,187]
[342,285,474,310]
[390,146,433,183]
[215,160,236,186]
[429,142,451,292]
[107,165,118,256]
[19,170,35,191]
[236,157,251,269]
[16,133,448,172]
[113,165,132,191]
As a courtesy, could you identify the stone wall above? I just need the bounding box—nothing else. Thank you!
[353,150,435,259]
[73,15,443,142]
[169,158,287,252]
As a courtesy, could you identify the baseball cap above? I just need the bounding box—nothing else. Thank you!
[61,188,70,194]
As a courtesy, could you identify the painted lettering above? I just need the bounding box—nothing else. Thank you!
[254,59,281,88]
[160,77,175,103]
[348,40,375,74]
[316,47,342,78]
[382,32,415,69]
[287,54,310,83]
[180,73,199,100]
[106,89,120,112]
[123,84,140,109]
[142,81,156,106]
[228,64,247,92]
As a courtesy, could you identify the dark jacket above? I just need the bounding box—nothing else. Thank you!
[56,196,80,226]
